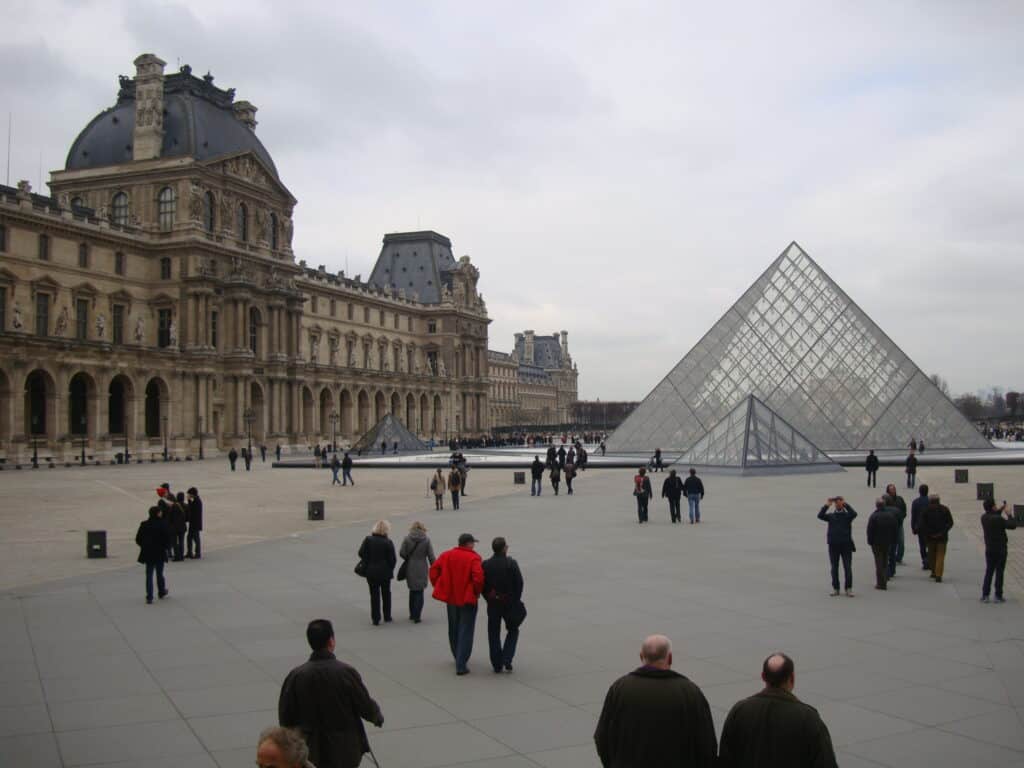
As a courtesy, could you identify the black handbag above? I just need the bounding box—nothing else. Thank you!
[354,560,368,577]
[505,600,527,629]
[397,539,422,581]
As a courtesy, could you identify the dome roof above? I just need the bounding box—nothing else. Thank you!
[65,66,279,177]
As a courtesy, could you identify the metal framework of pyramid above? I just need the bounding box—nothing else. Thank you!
[610,242,990,453]
[352,414,428,453]
[676,395,842,474]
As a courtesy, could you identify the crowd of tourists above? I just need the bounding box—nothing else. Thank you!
[525,440,589,496]
[134,483,203,603]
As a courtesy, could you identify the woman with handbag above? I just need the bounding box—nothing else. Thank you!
[398,521,437,623]
[358,520,397,626]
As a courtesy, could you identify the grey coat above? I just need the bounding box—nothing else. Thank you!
[399,532,436,590]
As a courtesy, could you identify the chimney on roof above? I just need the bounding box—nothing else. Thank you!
[132,53,166,161]
[524,330,535,365]
[232,100,258,132]
[560,330,569,357]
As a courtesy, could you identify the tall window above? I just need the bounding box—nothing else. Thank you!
[35,293,49,337]
[112,192,129,225]
[160,257,172,280]
[157,309,172,348]
[394,314,400,330]
[210,310,218,348]
[0,287,6,331]
[203,192,215,233]
[407,316,413,332]
[347,303,354,320]
[363,307,370,323]
[0,223,7,251]
[112,305,125,344]
[78,243,89,268]
[114,251,125,275]
[238,203,248,242]
[157,187,176,231]
[38,234,49,260]
[270,213,278,249]
[311,295,318,314]
[249,307,259,355]
[427,320,437,334]
[75,299,89,340]
[379,309,385,326]
[330,299,336,317]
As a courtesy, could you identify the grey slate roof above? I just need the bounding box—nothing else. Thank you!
[367,231,457,304]
[65,67,279,176]
[513,334,564,369]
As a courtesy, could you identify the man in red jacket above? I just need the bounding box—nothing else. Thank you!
[430,533,485,675]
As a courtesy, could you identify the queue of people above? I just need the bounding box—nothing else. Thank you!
[135,483,203,603]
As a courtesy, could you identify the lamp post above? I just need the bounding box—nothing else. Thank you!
[244,407,255,455]
[124,428,130,465]
[79,415,87,465]
[197,416,203,460]
[31,414,39,469]
[162,414,168,461]
[329,410,339,454]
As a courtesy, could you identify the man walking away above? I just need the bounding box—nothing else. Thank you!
[330,453,341,486]
[429,533,485,675]
[447,467,463,510]
[565,459,577,495]
[718,653,838,768]
[228,447,238,471]
[275,443,282,462]
[244,448,252,471]
[818,497,857,596]
[530,455,544,496]
[662,469,684,524]
[341,452,354,486]
[186,487,202,559]
[483,537,525,673]
[136,505,171,604]
[633,467,652,523]
[682,468,705,523]
[279,619,383,768]
[260,444,267,462]
[922,493,954,582]
[910,484,930,569]
[905,449,918,489]
[884,484,907,573]
[865,450,879,488]
[550,462,562,495]
[594,634,716,768]
[866,499,897,590]
[981,498,1017,603]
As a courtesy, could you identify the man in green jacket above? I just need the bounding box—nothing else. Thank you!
[718,653,837,768]
[594,634,716,767]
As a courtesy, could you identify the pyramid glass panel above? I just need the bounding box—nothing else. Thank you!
[610,242,990,452]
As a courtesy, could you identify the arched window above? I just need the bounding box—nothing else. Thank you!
[157,187,176,231]
[111,192,129,225]
[203,192,215,233]
[238,203,248,242]
[249,306,260,355]
[270,213,278,250]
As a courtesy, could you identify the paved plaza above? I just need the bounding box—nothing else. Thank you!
[2,458,1024,766]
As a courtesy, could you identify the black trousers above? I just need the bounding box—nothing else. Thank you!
[409,589,424,620]
[917,533,929,566]
[828,543,853,590]
[369,580,392,624]
[871,544,890,588]
[667,498,681,523]
[186,528,201,558]
[451,491,460,510]
[636,496,649,522]
[173,531,185,561]
[866,470,877,487]
[983,549,1008,599]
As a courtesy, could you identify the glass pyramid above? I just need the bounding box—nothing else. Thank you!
[353,413,428,453]
[610,242,990,452]
[678,395,841,474]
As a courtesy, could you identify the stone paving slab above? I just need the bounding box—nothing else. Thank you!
[2,462,1024,766]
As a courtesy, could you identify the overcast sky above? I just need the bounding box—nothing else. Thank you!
[4,1,1023,400]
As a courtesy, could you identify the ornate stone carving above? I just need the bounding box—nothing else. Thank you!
[309,335,319,363]
[95,313,105,338]
[188,183,203,222]
[54,306,69,337]
[282,217,293,247]
[11,302,23,330]
[168,319,178,347]
[134,315,145,344]
[255,207,268,242]
[219,193,234,231]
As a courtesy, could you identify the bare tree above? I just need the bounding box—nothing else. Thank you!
[930,373,950,396]
[954,394,986,421]
[990,387,1006,417]
[1006,391,1020,418]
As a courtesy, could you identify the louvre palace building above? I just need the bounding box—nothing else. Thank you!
[0,54,492,463]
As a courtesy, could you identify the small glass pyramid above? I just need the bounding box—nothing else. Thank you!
[678,394,841,474]
[353,413,428,453]
[611,242,990,452]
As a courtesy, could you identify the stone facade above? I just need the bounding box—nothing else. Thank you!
[0,55,489,464]
[488,330,578,428]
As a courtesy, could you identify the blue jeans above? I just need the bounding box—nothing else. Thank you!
[446,603,478,673]
[895,524,905,563]
[145,561,166,601]
[487,604,519,671]
[688,493,701,523]
[409,589,424,620]
[331,468,340,485]
[531,477,542,496]
[342,468,353,485]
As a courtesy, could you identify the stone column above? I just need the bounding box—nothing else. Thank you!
[197,373,207,436]
[235,376,244,436]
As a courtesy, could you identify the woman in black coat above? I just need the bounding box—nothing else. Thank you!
[136,506,171,604]
[358,520,397,625]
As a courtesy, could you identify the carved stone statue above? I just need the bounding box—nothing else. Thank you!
[438,357,447,377]
[11,302,23,330]
[255,207,268,242]
[282,217,294,246]
[219,193,234,231]
[54,306,69,337]
[441,284,453,303]
[134,315,145,344]
[168,319,178,347]
[95,312,105,338]
[329,336,339,365]
[309,336,319,363]
[189,183,203,222]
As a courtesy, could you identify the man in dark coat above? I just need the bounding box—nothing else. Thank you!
[136,505,171,604]
[905,450,918,489]
[341,452,354,486]
[883,484,907,576]
[865,450,879,488]
[922,493,954,582]
[530,455,544,496]
[818,496,857,596]
[243,447,252,471]
[279,619,383,768]
[260,444,267,462]
[910,484,931,569]
[595,634,716,767]
[186,486,203,559]
[662,469,685,524]
[169,492,188,562]
[633,467,652,523]
[981,498,1017,602]
[482,537,525,673]
[866,499,898,590]
[718,653,837,768]
[275,443,282,462]
[228,447,238,471]
[682,468,705,524]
